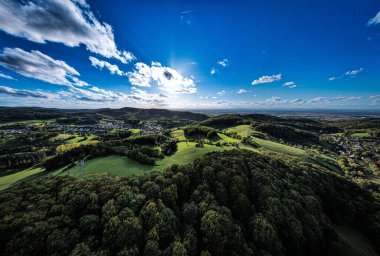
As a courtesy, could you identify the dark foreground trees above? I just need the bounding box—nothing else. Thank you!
[0,150,379,256]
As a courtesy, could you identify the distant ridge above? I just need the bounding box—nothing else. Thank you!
[0,106,209,122]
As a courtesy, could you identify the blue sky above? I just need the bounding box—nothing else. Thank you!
[0,0,379,109]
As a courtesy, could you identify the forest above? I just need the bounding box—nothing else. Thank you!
[1,150,379,256]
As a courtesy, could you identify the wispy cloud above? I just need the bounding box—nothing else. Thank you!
[252,74,282,85]
[217,90,226,96]
[0,0,134,63]
[215,100,232,106]
[0,86,54,99]
[0,72,15,80]
[328,68,364,81]
[370,95,380,103]
[0,84,169,107]
[127,62,197,94]
[344,68,364,76]
[0,47,88,87]
[368,11,380,26]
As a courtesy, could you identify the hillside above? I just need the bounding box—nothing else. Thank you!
[0,150,378,256]
[97,107,208,121]
[0,107,209,122]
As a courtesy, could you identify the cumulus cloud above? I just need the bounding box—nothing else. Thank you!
[89,56,124,76]
[0,47,89,86]
[217,59,229,67]
[282,81,297,88]
[0,85,54,99]
[237,89,249,94]
[210,67,217,75]
[0,0,134,63]
[0,72,15,80]
[126,62,197,94]
[217,90,226,96]
[252,74,282,85]
[368,11,380,26]
[126,63,152,87]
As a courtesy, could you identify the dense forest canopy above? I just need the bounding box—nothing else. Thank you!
[0,150,379,256]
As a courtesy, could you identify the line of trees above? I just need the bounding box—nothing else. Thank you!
[254,123,318,144]
[0,151,46,172]
[183,126,218,139]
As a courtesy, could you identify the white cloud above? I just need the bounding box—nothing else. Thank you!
[0,0,134,63]
[217,90,226,96]
[0,47,87,86]
[0,85,55,99]
[217,59,229,67]
[333,96,362,101]
[130,87,168,106]
[282,81,297,88]
[71,77,89,87]
[0,73,15,80]
[344,68,364,76]
[89,56,124,76]
[237,89,248,94]
[369,95,380,103]
[211,67,216,75]
[368,11,380,26]
[252,74,282,85]
[127,62,197,94]
[66,85,168,106]
[126,63,152,87]
[328,68,364,81]
[215,100,232,106]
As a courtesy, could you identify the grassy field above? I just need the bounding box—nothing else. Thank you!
[157,142,232,168]
[61,142,233,177]
[61,155,154,177]
[171,129,186,140]
[217,133,241,143]
[351,132,370,137]
[224,125,252,137]
[251,136,306,157]
[0,167,44,190]
[51,134,97,144]
[130,128,141,134]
